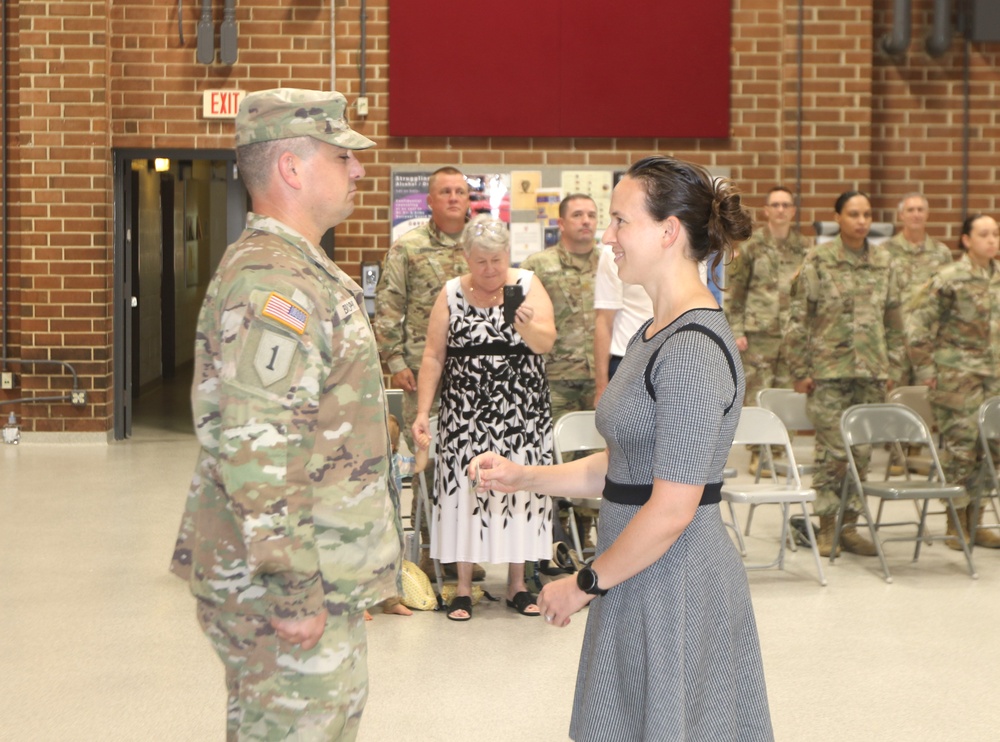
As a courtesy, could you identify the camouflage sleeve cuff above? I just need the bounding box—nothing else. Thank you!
[265,570,327,620]
[913,365,936,385]
[387,356,409,374]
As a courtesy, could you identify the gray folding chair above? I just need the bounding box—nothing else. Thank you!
[885,385,936,479]
[414,416,444,598]
[835,403,976,583]
[972,396,1000,543]
[553,411,606,560]
[750,388,815,536]
[721,407,826,586]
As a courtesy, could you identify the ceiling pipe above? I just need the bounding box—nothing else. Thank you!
[925,0,953,57]
[880,0,912,56]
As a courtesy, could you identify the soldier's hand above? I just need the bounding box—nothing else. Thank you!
[271,610,328,650]
[391,369,417,392]
[793,378,815,395]
[736,336,748,352]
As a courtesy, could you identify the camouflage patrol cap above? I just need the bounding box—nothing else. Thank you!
[235,88,375,150]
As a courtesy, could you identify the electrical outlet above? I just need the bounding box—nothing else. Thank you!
[1,372,13,390]
[356,97,369,117]
[71,390,87,406]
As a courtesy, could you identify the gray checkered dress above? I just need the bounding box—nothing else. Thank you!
[571,308,773,742]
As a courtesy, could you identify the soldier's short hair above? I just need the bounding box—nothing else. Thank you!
[459,214,510,255]
[559,193,596,219]
[897,192,928,214]
[765,186,794,205]
[236,136,320,196]
[428,166,466,193]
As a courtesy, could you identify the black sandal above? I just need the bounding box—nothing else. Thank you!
[505,591,540,616]
[446,595,473,621]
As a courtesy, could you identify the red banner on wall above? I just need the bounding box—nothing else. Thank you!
[388,0,731,139]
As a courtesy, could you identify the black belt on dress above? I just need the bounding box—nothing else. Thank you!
[446,342,533,357]
[602,477,722,507]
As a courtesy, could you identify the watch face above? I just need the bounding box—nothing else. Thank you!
[578,567,596,593]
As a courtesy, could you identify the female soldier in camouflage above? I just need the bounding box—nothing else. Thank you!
[784,191,905,557]
[906,214,1000,549]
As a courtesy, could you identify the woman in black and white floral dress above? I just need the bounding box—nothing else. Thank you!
[413,215,557,621]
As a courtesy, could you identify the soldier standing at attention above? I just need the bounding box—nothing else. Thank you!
[170,89,401,740]
[725,186,810,476]
[883,192,953,385]
[521,193,601,425]
[906,214,1000,549]
[784,190,905,558]
[374,166,485,580]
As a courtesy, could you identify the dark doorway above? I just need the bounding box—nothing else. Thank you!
[113,150,247,440]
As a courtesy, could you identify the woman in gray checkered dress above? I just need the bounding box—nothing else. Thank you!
[472,156,773,740]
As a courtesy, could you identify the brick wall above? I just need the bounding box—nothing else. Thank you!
[0,0,997,434]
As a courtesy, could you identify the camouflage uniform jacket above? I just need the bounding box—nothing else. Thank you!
[784,236,904,383]
[905,253,1000,383]
[725,226,810,337]
[171,213,402,621]
[520,241,600,381]
[883,232,953,309]
[374,220,468,374]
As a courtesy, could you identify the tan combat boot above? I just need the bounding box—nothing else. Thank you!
[816,515,840,558]
[840,511,878,556]
[968,506,1000,549]
[945,507,970,551]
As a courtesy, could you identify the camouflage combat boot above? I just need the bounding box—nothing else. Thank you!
[945,507,970,551]
[968,506,1000,549]
[840,512,877,556]
[816,515,840,558]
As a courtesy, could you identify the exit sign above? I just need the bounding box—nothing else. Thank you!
[203,89,246,119]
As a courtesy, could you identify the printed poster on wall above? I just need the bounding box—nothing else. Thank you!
[391,171,511,244]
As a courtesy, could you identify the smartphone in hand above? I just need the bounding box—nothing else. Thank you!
[503,284,525,324]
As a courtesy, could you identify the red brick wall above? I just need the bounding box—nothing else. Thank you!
[0,0,997,433]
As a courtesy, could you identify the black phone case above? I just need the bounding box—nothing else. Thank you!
[503,285,524,324]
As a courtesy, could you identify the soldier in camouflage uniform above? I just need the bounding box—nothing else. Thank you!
[520,194,600,424]
[726,186,810,403]
[373,167,480,579]
[170,89,402,741]
[883,193,953,385]
[521,194,601,552]
[725,187,810,475]
[784,191,905,557]
[906,214,1000,549]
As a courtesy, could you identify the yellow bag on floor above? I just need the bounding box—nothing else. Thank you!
[439,583,490,606]
[399,559,437,611]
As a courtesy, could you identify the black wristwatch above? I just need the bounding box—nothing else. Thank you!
[576,566,608,596]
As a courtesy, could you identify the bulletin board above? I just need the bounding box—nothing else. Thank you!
[388,0,731,139]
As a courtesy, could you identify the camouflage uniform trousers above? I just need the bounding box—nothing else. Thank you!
[198,600,368,742]
[740,331,790,407]
[807,379,887,516]
[931,368,1000,508]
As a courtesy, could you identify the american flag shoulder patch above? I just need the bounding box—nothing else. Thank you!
[261,292,309,334]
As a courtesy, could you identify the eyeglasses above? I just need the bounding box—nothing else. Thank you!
[766,202,794,210]
[469,220,509,239]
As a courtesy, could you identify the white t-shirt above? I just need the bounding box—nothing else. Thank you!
[593,246,712,357]
[593,245,654,357]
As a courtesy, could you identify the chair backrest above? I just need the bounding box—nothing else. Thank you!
[978,396,1000,442]
[978,397,1000,489]
[886,385,936,431]
[840,403,932,448]
[730,407,804,487]
[553,411,605,465]
[386,389,404,427]
[757,388,813,432]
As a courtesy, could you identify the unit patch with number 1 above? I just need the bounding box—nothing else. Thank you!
[254,330,299,387]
